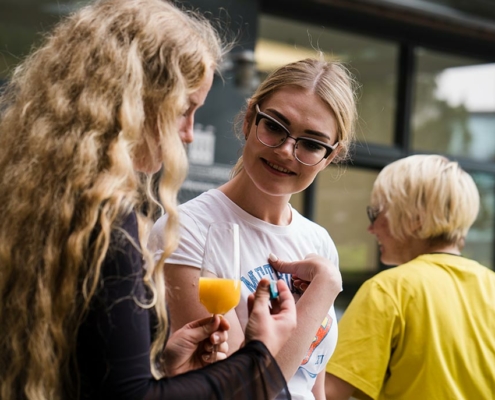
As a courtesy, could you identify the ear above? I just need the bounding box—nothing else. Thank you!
[410,214,422,234]
[243,102,256,140]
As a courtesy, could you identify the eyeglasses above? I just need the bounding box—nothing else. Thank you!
[366,206,380,224]
[254,104,338,166]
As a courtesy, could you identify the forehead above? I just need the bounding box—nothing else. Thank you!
[189,67,214,104]
[262,86,337,136]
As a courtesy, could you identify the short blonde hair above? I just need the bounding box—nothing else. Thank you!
[370,154,480,245]
[231,57,357,176]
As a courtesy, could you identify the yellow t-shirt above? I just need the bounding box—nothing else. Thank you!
[326,253,495,400]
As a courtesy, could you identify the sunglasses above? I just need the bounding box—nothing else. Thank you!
[366,206,380,224]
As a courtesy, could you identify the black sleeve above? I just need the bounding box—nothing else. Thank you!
[142,340,290,400]
[77,212,290,400]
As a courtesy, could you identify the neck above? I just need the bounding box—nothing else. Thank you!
[219,173,292,226]
[423,242,461,256]
[404,238,461,262]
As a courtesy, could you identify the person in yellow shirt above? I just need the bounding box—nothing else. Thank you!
[325,154,495,400]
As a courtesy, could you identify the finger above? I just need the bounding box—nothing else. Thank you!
[186,315,220,330]
[217,315,230,332]
[248,279,272,317]
[202,352,215,363]
[274,280,296,316]
[293,279,310,288]
[268,253,297,275]
[216,341,228,355]
[204,334,228,352]
[204,342,214,352]
[209,329,228,346]
[247,293,255,317]
[253,279,271,308]
[181,315,222,343]
[214,351,228,361]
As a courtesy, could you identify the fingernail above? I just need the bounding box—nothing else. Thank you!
[269,253,278,262]
[212,334,219,343]
[202,354,211,361]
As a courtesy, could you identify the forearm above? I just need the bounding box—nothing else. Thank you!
[144,341,289,400]
[164,264,208,333]
[312,370,326,400]
[275,273,339,380]
[165,264,245,355]
[325,372,357,400]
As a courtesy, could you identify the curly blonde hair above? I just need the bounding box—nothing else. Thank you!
[0,0,227,398]
[231,57,358,177]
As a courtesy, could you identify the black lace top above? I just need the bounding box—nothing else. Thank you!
[76,212,290,400]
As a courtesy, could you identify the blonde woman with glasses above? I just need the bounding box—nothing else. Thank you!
[0,1,298,399]
[325,154,495,400]
[150,58,358,400]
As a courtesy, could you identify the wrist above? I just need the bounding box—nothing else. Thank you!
[311,270,342,293]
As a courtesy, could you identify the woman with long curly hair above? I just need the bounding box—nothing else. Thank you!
[0,0,296,399]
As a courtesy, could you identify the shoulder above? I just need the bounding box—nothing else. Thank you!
[109,212,140,254]
[100,211,143,283]
[357,264,419,302]
[291,207,331,238]
[114,212,139,238]
[290,207,336,257]
[149,191,219,250]
[176,190,234,227]
[349,263,423,309]
[371,257,430,283]
[356,255,457,307]
[179,189,223,213]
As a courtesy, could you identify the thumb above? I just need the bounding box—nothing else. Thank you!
[182,315,221,342]
[251,279,271,314]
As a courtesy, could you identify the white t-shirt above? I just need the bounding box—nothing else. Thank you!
[150,189,339,400]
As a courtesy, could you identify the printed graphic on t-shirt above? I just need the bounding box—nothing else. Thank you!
[300,314,333,378]
[240,263,292,293]
[240,263,333,379]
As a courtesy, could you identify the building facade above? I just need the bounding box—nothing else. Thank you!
[2,0,494,309]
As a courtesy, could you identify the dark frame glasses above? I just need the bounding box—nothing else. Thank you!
[254,104,338,166]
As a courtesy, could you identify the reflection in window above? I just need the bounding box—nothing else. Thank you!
[313,165,494,271]
[313,165,380,313]
[412,48,495,161]
[255,14,398,146]
[314,165,379,272]
[464,173,494,270]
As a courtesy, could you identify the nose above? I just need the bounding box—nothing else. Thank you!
[179,115,194,144]
[274,136,296,159]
